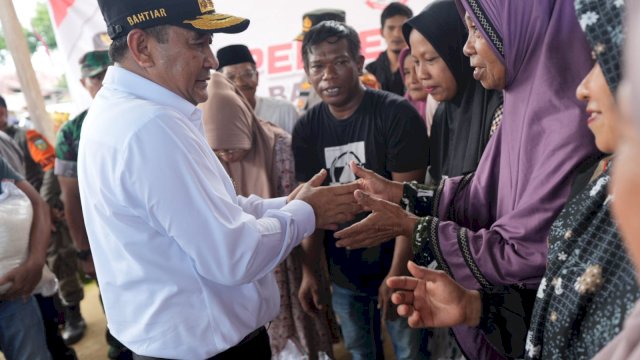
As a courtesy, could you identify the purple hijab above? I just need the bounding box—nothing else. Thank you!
[423,0,599,358]
[398,47,427,121]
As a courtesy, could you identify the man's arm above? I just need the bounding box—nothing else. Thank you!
[0,179,51,300]
[298,229,328,316]
[58,176,95,278]
[379,170,426,320]
[377,95,429,316]
[39,170,60,207]
[118,116,326,286]
[237,195,287,218]
[40,170,65,228]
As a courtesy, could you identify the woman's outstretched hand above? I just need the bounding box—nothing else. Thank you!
[334,190,418,248]
[386,261,482,328]
[351,161,403,204]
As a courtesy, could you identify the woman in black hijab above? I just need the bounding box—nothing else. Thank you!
[404,0,503,183]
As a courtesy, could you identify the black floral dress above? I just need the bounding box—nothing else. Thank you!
[525,165,640,359]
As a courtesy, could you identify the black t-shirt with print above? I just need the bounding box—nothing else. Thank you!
[292,89,429,295]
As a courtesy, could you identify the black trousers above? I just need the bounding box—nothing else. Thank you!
[132,327,271,360]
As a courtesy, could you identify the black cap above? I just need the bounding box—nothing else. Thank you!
[295,9,346,41]
[216,44,255,70]
[98,0,250,40]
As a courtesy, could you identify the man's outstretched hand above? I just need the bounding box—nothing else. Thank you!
[294,169,362,230]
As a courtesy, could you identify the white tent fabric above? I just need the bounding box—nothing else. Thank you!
[47,0,426,110]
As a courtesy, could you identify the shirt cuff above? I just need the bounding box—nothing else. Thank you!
[261,197,287,211]
[281,199,315,238]
[402,181,435,217]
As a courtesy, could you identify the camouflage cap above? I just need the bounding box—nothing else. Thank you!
[79,50,112,78]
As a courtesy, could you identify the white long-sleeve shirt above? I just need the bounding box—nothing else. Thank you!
[77,66,315,359]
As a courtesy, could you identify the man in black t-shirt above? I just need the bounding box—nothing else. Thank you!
[292,21,429,360]
[365,2,413,96]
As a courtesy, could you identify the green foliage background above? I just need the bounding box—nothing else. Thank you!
[0,2,57,63]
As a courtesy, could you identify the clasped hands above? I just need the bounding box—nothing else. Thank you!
[288,168,361,230]
[333,161,419,249]
[290,162,418,239]
[289,162,417,237]
[293,165,481,328]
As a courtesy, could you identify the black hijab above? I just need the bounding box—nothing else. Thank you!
[403,0,502,182]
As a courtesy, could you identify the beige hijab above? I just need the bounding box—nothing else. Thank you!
[200,72,278,198]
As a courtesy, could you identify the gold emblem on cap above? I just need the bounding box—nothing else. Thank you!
[198,0,215,14]
[302,16,312,32]
[99,33,113,46]
[184,13,244,30]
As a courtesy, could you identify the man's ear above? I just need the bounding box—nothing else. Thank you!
[254,65,260,85]
[127,29,155,68]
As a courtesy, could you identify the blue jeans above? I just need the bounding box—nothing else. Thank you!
[0,296,52,360]
[331,283,428,360]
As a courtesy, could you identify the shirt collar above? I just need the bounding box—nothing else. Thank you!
[102,65,203,125]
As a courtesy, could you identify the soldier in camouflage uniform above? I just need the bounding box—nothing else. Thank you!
[55,50,132,360]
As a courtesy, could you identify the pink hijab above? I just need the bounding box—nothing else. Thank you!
[398,47,427,121]
[200,73,280,198]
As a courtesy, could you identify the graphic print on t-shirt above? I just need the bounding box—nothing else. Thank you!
[324,141,365,185]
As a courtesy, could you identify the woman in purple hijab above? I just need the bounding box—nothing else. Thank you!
[334,0,599,358]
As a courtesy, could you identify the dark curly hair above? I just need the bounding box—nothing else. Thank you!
[301,21,361,69]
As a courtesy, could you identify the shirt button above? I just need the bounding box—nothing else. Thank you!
[564,230,573,240]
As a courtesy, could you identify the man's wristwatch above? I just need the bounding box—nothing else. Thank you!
[76,249,92,261]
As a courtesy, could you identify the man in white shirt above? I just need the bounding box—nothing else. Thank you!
[216,44,300,133]
[80,1,360,359]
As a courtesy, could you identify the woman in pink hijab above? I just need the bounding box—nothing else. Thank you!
[398,47,429,130]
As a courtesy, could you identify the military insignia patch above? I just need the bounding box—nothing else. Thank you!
[303,16,312,32]
[198,0,215,13]
[34,138,49,151]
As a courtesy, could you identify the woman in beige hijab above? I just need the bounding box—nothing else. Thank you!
[201,73,338,359]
